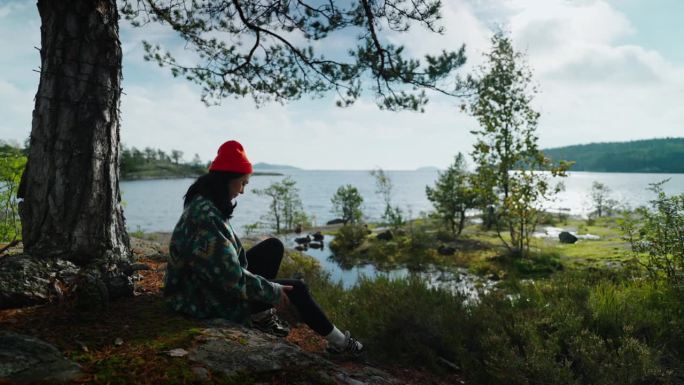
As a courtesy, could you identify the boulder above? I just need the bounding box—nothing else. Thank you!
[376,230,393,241]
[294,235,311,245]
[559,231,578,244]
[190,323,320,376]
[190,321,396,384]
[0,332,83,382]
[0,254,79,309]
[437,245,456,255]
[0,254,134,310]
[311,231,324,242]
[326,218,345,225]
[309,242,324,249]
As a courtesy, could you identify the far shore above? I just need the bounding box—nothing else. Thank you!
[121,171,283,181]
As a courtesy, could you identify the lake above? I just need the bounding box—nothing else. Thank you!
[121,170,683,292]
[121,170,684,234]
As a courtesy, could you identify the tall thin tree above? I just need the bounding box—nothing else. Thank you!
[466,32,569,257]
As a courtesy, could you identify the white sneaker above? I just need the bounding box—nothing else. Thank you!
[326,331,364,357]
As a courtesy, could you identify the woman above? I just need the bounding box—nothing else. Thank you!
[164,140,363,356]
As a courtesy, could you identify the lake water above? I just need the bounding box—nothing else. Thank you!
[121,170,683,292]
[282,233,497,298]
[121,170,684,234]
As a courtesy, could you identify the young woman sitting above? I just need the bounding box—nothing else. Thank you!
[164,140,363,356]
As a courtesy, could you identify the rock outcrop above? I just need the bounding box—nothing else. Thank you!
[0,321,399,384]
[0,254,79,309]
[0,332,83,382]
[0,253,136,310]
[190,320,397,384]
[558,231,578,244]
[376,230,393,241]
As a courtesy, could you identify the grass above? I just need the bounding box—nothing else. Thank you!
[328,215,637,281]
[2,212,675,384]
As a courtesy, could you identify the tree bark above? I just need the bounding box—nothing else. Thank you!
[457,211,466,236]
[18,0,130,266]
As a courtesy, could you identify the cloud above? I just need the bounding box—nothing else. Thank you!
[120,81,475,169]
[0,79,34,142]
[466,0,684,147]
[384,0,492,72]
[2,0,683,170]
[0,2,32,19]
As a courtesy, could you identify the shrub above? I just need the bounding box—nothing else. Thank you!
[460,272,678,385]
[323,276,469,370]
[621,180,684,287]
[253,176,308,233]
[330,185,363,225]
[425,153,476,237]
[329,224,368,254]
[0,151,26,243]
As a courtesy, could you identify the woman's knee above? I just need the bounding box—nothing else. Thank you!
[262,237,284,256]
[287,279,310,296]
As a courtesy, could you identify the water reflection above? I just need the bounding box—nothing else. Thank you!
[281,234,496,301]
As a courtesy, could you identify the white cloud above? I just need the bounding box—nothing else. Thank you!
[2,0,683,170]
[384,0,492,72]
[0,79,34,141]
[0,2,32,19]
[120,82,475,169]
[469,0,684,147]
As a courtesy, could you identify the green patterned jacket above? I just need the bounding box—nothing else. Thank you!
[164,195,281,324]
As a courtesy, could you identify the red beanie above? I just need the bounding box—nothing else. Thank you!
[209,140,253,174]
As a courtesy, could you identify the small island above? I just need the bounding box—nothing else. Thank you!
[120,146,282,180]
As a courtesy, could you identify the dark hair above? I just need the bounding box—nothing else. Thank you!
[184,171,246,219]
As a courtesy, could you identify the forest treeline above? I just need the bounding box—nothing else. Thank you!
[0,141,207,180]
[119,145,206,180]
[543,137,684,173]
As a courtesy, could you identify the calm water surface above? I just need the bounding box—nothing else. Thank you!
[121,170,684,234]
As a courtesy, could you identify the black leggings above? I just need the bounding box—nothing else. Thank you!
[246,238,334,336]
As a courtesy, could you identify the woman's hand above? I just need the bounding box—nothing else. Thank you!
[276,285,293,310]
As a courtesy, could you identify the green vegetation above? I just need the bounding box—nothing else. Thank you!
[589,181,619,218]
[543,137,684,173]
[254,176,309,233]
[0,142,26,243]
[121,145,283,180]
[464,32,570,258]
[318,198,684,383]
[319,162,684,383]
[370,168,404,230]
[330,184,364,225]
[122,0,467,111]
[621,180,684,286]
[120,145,207,180]
[425,153,477,237]
[313,42,684,376]
[310,226,684,384]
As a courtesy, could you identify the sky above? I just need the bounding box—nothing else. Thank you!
[0,0,682,170]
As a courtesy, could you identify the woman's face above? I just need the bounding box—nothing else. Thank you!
[228,174,251,201]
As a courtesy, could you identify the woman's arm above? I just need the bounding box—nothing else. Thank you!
[191,216,282,305]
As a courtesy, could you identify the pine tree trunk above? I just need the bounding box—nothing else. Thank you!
[18,0,130,266]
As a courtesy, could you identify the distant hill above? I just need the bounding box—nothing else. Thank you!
[416,166,440,172]
[543,138,684,173]
[253,162,300,170]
